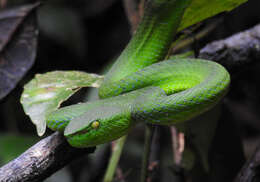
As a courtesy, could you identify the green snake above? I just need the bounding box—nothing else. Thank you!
[46,0,230,148]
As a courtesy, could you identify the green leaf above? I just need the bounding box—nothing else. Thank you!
[20,71,103,136]
[0,134,38,165]
[178,0,248,31]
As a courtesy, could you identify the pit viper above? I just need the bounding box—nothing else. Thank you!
[46,0,230,148]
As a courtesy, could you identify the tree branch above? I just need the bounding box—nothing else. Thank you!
[234,144,260,182]
[199,24,260,72]
[0,132,95,182]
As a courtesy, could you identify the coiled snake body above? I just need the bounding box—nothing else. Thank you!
[46,0,230,148]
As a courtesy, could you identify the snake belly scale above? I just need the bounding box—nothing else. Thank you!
[46,0,230,148]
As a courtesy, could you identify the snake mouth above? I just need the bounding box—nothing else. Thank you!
[64,125,90,137]
[65,120,101,137]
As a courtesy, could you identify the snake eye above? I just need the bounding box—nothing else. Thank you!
[91,121,100,129]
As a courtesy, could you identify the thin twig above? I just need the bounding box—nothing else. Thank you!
[103,136,127,182]
[172,19,222,54]
[115,167,126,182]
[147,127,161,182]
[170,127,185,165]
[140,125,155,182]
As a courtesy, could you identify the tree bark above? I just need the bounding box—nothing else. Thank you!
[199,24,260,73]
[234,144,260,182]
[0,132,95,182]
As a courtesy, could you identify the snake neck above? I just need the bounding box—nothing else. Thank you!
[99,0,191,99]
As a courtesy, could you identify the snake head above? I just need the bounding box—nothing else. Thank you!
[64,104,132,148]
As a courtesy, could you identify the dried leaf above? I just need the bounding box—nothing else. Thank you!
[20,71,103,136]
[0,3,39,99]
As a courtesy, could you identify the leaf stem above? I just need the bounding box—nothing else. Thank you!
[140,124,155,182]
[103,135,127,182]
[172,19,221,54]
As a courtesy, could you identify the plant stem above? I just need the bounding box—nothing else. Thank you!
[103,135,127,182]
[170,126,185,165]
[172,19,221,54]
[140,124,155,182]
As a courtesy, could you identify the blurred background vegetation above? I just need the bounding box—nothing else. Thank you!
[1,0,260,181]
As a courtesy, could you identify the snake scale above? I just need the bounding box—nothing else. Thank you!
[46,0,230,148]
